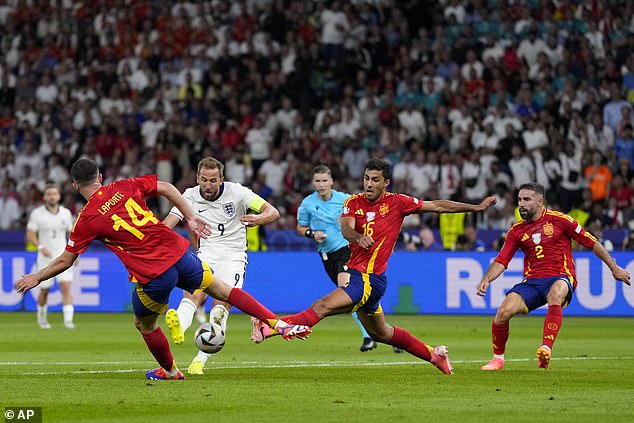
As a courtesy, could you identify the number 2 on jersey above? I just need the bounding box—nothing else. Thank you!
[111,198,158,240]
[535,245,544,259]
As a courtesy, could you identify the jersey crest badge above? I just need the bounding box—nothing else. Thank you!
[379,203,389,216]
[543,222,554,236]
[532,233,541,245]
[366,212,376,222]
[222,202,235,216]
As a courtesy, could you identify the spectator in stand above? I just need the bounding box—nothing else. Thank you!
[0,179,21,229]
[584,150,612,203]
[603,83,633,131]
[614,123,634,171]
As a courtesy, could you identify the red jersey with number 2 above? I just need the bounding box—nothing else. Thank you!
[66,175,189,283]
[342,192,421,274]
[494,209,597,289]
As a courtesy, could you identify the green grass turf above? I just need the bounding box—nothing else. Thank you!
[0,312,632,423]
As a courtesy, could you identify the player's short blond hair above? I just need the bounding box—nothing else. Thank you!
[197,157,224,177]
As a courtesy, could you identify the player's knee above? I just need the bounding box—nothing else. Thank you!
[134,316,157,333]
[495,307,514,322]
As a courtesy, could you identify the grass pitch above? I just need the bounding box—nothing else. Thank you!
[0,312,632,423]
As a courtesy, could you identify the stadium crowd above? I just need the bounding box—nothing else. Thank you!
[1,0,634,249]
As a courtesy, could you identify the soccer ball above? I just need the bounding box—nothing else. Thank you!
[194,322,225,354]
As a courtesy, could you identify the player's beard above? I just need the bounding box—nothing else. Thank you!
[519,207,534,221]
[199,187,219,201]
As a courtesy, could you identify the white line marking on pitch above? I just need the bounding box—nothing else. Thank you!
[14,356,634,375]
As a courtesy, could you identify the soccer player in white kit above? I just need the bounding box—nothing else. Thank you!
[26,184,75,329]
[163,157,279,374]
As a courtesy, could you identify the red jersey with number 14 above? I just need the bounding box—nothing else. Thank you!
[342,192,421,274]
[494,209,597,288]
[66,175,189,283]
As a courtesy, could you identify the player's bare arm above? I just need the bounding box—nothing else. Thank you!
[477,261,507,296]
[26,229,52,257]
[15,250,79,293]
[157,181,211,239]
[341,216,373,249]
[418,196,497,214]
[592,242,631,285]
[162,213,180,230]
[240,201,280,227]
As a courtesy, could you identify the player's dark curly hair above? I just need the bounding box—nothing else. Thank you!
[71,158,99,186]
[365,158,391,181]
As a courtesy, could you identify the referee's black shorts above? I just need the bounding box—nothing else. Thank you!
[319,246,351,286]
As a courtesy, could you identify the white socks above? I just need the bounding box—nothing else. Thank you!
[210,305,229,328]
[177,298,198,332]
[63,304,74,325]
[37,304,47,324]
[493,354,505,360]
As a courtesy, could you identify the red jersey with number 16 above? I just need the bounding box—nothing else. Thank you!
[494,209,597,288]
[342,192,422,274]
[66,175,189,283]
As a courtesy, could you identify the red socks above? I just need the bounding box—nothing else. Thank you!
[542,304,563,349]
[390,327,432,361]
[492,321,509,355]
[281,308,321,326]
[142,327,174,371]
[228,288,277,324]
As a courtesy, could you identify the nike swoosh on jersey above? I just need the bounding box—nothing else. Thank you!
[198,209,207,213]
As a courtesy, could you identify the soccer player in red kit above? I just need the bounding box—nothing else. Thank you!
[478,183,631,370]
[16,158,310,380]
[252,158,496,374]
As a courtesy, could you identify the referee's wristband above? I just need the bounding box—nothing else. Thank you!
[37,244,44,251]
[304,229,315,239]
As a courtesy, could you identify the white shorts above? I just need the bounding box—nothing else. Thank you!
[200,256,247,290]
[36,258,73,289]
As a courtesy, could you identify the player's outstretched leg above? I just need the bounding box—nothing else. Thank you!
[389,326,454,374]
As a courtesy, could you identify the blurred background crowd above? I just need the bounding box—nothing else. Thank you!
[2,0,634,250]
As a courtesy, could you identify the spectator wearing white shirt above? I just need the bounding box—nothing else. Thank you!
[508,144,535,189]
[141,110,166,150]
[558,141,583,212]
[275,96,298,132]
[319,1,349,59]
[407,150,433,198]
[586,113,615,158]
[342,139,369,180]
[14,99,38,128]
[522,118,549,153]
[35,74,59,104]
[460,50,484,80]
[0,179,21,229]
[481,33,505,63]
[398,102,426,142]
[245,116,273,177]
[258,148,288,199]
[517,29,547,67]
[462,150,488,203]
[438,151,461,200]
